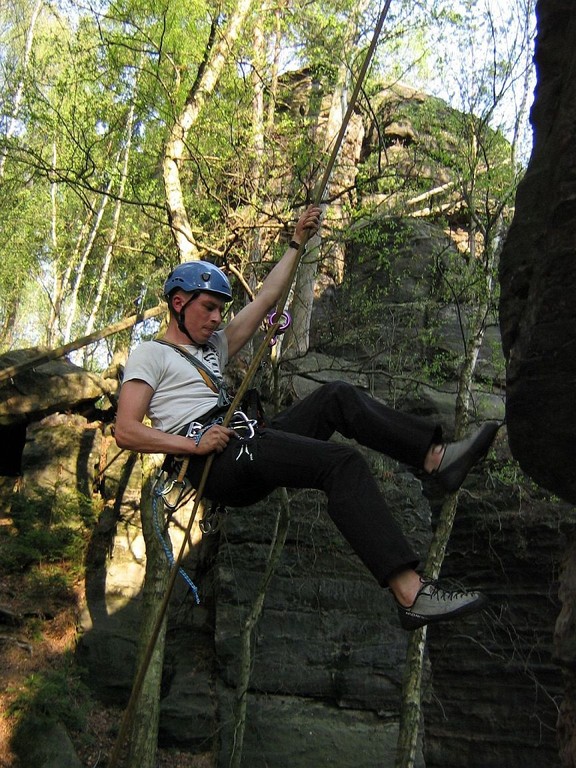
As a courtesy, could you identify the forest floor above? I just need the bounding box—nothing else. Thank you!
[0,570,213,768]
[0,469,216,768]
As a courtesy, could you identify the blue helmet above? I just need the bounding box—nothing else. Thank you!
[163,260,232,302]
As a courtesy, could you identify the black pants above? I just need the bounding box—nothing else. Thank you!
[185,381,441,586]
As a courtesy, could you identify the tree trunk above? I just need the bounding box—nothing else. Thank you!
[395,238,498,768]
[0,304,165,384]
[395,627,428,768]
[162,0,255,261]
[230,488,291,768]
[0,301,19,351]
[84,100,137,361]
[0,0,43,178]
[48,213,93,347]
[47,140,62,348]
[63,173,115,342]
[127,454,169,768]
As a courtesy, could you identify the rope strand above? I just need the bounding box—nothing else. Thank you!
[152,480,200,604]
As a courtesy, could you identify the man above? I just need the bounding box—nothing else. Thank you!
[115,205,499,631]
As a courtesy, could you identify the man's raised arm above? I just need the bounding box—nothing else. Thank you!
[224,205,321,358]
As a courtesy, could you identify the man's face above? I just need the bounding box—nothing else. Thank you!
[172,290,225,344]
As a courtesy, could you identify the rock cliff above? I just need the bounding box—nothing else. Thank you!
[498,3,576,765]
[499,0,576,506]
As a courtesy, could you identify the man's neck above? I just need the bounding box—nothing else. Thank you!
[162,324,200,347]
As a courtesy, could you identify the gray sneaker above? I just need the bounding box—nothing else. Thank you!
[397,579,487,631]
[435,422,500,493]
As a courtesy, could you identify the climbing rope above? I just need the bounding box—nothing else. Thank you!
[152,476,200,604]
[108,3,394,764]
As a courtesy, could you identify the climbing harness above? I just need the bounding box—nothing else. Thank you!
[152,407,259,599]
[183,408,256,446]
[188,407,257,460]
[265,309,291,347]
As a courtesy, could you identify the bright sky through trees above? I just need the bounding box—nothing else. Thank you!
[405,0,536,160]
[0,0,536,355]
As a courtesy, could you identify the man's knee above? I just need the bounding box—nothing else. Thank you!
[318,380,356,401]
[325,441,371,479]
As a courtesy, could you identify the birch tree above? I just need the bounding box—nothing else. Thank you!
[83,97,137,360]
[162,0,255,262]
[0,0,43,179]
[0,0,47,346]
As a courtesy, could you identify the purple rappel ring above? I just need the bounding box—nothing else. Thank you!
[267,310,291,346]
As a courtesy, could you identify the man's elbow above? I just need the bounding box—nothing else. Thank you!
[113,423,133,451]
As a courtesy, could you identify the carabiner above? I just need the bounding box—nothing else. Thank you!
[158,477,191,510]
[266,309,291,346]
[200,503,227,535]
[229,409,257,441]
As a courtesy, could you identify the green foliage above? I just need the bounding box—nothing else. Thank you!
[0,488,99,580]
[8,654,92,732]
[0,0,533,363]
[487,456,558,501]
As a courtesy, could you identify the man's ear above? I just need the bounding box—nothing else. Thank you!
[169,291,185,311]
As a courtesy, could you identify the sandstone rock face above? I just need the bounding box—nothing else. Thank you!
[499,0,576,504]
[12,719,83,768]
[0,348,110,427]
[498,4,576,765]
[557,542,576,768]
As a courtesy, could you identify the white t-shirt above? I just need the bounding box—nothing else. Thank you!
[122,331,229,434]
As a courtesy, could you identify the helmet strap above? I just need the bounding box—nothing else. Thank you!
[174,292,199,344]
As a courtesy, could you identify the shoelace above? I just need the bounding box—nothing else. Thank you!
[419,581,472,601]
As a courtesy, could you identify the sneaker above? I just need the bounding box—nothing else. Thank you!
[435,422,500,493]
[396,578,488,631]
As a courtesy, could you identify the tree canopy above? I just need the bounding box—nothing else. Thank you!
[0,0,535,367]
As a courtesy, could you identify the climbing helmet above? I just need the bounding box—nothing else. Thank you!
[163,261,232,302]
